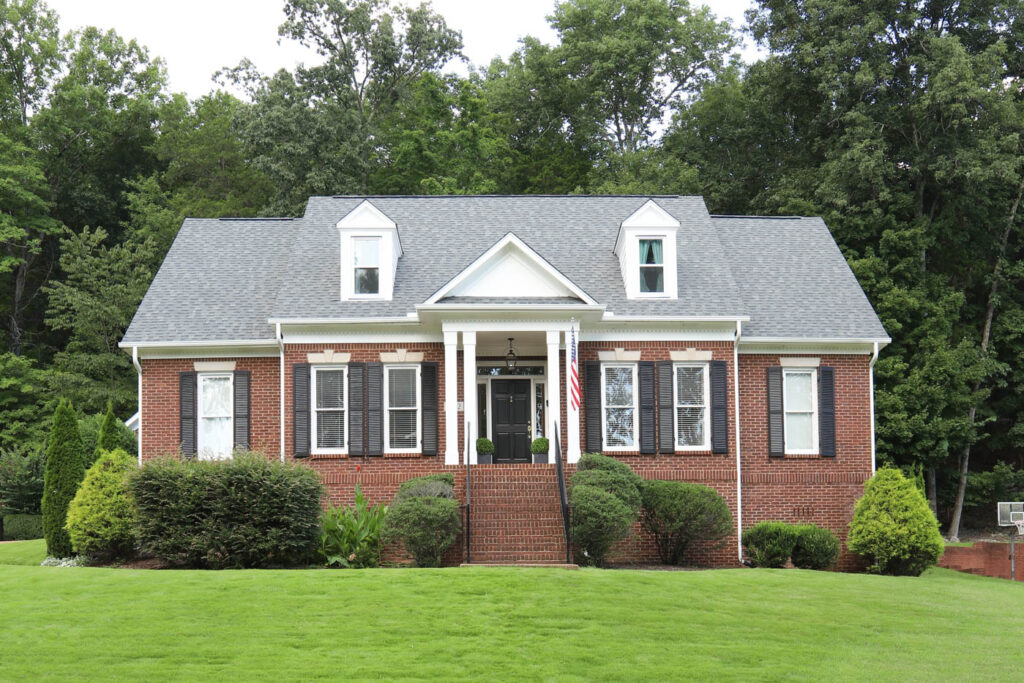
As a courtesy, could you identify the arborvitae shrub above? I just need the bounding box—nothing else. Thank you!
[570,469,642,513]
[569,484,634,566]
[383,496,460,567]
[79,412,137,467]
[66,449,137,561]
[41,399,86,558]
[847,468,944,576]
[743,521,799,568]
[640,480,733,565]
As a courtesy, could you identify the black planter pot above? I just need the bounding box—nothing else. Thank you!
[477,452,493,464]
[532,451,549,464]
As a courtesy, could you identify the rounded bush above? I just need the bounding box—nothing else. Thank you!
[66,449,137,561]
[791,524,839,570]
[570,468,641,513]
[570,484,634,567]
[531,437,549,454]
[395,480,454,501]
[476,438,494,455]
[847,468,944,576]
[383,496,460,567]
[577,453,641,486]
[640,480,733,565]
[743,521,799,568]
[396,473,455,499]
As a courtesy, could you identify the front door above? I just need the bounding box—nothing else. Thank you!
[492,379,532,463]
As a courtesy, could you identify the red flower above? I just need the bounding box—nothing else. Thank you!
[356,464,361,472]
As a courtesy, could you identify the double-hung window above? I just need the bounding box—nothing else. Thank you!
[353,237,381,295]
[675,363,709,450]
[197,373,233,460]
[602,364,637,450]
[312,366,347,453]
[386,365,420,452]
[783,368,817,454]
[638,238,664,294]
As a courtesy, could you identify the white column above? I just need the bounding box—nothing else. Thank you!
[546,329,561,455]
[564,325,582,463]
[443,329,459,465]
[462,331,477,464]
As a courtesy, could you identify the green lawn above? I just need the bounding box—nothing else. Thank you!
[0,541,1021,680]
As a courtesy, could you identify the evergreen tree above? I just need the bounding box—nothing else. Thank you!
[94,400,119,462]
[41,398,85,557]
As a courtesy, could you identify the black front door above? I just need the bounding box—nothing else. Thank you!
[492,379,532,463]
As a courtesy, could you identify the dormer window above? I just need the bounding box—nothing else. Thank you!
[638,238,664,293]
[337,200,401,301]
[353,237,381,295]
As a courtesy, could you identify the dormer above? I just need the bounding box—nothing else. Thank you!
[337,200,402,301]
[614,199,679,299]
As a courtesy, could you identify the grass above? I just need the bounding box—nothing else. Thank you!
[1,541,1022,680]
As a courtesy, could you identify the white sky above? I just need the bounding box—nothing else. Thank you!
[46,0,761,99]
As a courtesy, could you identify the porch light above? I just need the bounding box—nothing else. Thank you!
[505,337,517,369]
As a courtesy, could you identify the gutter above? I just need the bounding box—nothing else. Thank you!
[132,346,142,467]
[733,321,743,563]
[869,341,880,473]
[277,323,285,463]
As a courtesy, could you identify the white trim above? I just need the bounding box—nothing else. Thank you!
[598,349,642,362]
[310,365,349,455]
[307,350,351,364]
[601,314,750,322]
[670,349,714,362]
[782,367,818,455]
[277,323,285,462]
[197,372,234,460]
[444,320,574,333]
[384,364,422,454]
[870,341,879,473]
[546,329,561,455]
[132,346,142,467]
[380,350,424,363]
[194,361,236,372]
[337,199,398,232]
[271,316,419,325]
[423,233,598,306]
[733,320,743,563]
[121,339,277,348]
[462,331,477,464]
[779,357,820,367]
[444,331,459,464]
[673,362,711,451]
[601,363,639,452]
[741,336,890,344]
[417,303,603,312]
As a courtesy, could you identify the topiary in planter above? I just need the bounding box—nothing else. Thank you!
[531,437,549,454]
[569,484,634,566]
[743,521,799,568]
[571,468,642,514]
[847,468,944,576]
[42,399,86,558]
[790,524,840,570]
[476,438,494,463]
[66,449,137,561]
[383,496,460,567]
[640,480,732,565]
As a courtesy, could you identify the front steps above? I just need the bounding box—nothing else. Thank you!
[464,464,570,565]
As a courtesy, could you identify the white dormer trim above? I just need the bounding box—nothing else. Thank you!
[337,200,401,302]
[423,232,598,305]
[615,199,679,300]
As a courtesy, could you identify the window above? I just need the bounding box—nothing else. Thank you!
[638,238,664,294]
[198,373,233,460]
[353,237,381,295]
[602,364,637,450]
[535,383,545,438]
[386,365,420,452]
[675,363,709,450]
[312,367,347,453]
[783,368,817,454]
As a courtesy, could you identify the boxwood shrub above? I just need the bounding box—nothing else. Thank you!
[395,473,455,501]
[577,452,641,485]
[570,469,641,513]
[384,496,460,567]
[569,484,634,566]
[2,514,43,540]
[640,480,732,565]
[791,524,840,570]
[743,521,799,568]
[66,449,137,561]
[130,452,323,569]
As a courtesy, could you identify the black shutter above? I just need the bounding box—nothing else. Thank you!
[348,363,366,457]
[421,362,439,455]
[584,361,602,452]
[293,363,310,458]
[767,366,784,458]
[657,362,674,454]
[179,371,197,458]
[366,362,383,456]
[638,361,655,454]
[233,370,251,450]
[819,366,836,457]
[710,360,728,454]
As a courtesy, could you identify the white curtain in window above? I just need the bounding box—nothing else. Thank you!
[199,375,233,460]
[784,371,814,450]
[604,366,635,448]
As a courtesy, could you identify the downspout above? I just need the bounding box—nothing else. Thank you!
[132,346,142,467]
[277,323,285,462]
[733,320,743,563]
[869,341,879,473]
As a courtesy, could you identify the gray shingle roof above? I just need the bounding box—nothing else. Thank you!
[123,196,887,345]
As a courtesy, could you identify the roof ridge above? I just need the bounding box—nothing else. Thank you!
[710,215,805,220]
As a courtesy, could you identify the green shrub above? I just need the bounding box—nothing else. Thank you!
[395,480,454,501]
[396,473,455,499]
[2,514,43,540]
[42,399,86,558]
[66,449,137,561]
[640,480,733,565]
[743,521,799,568]
[791,524,840,570]
[476,438,494,455]
[0,447,45,515]
[79,410,136,467]
[319,485,388,568]
[571,469,641,513]
[569,484,634,566]
[531,437,549,454]
[383,496,460,567]
[130,452,323,568]
[847,468,944,576]
[577,452,641,486]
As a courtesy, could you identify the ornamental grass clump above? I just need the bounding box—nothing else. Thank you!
[319,485,388,568]
[66,449,137,562]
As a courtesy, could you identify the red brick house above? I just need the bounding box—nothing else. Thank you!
[121,195,888,567]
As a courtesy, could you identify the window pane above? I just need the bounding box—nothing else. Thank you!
[785,372,813,411]
[317,411,345,449]
[477,384,487,439]
[353,238,380,267]
[640,266,664,293]
[604,367,633,406]
[316,370,345,410]
[388,368,417,408]
[200,376,231,417]
[389,409,417,449]
[354,267,379,294]
[676,367,704,405]
[677,407,705,447]
[535,384,545,438]
[605,408,634,447]
[639,239,663,265]
[785,413,814,450]
[198,417,232,460]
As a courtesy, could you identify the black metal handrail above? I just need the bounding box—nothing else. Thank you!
[465,428,472,564]
[553,425,572,564]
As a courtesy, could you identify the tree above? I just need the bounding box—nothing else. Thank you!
[0,0,60,129]
[41,397,85,557]
[0,351,51,451]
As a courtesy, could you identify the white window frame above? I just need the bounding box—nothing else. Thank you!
[385,364,421,454]
[783,367,818,455]
[674,362,710,451]
[197,372,234,461]
[311,365,348,455]
[601,363,639,452]
[351,235,382,298]
[637,236,665,296]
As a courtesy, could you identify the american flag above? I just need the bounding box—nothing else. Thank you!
[569,324,581,411]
